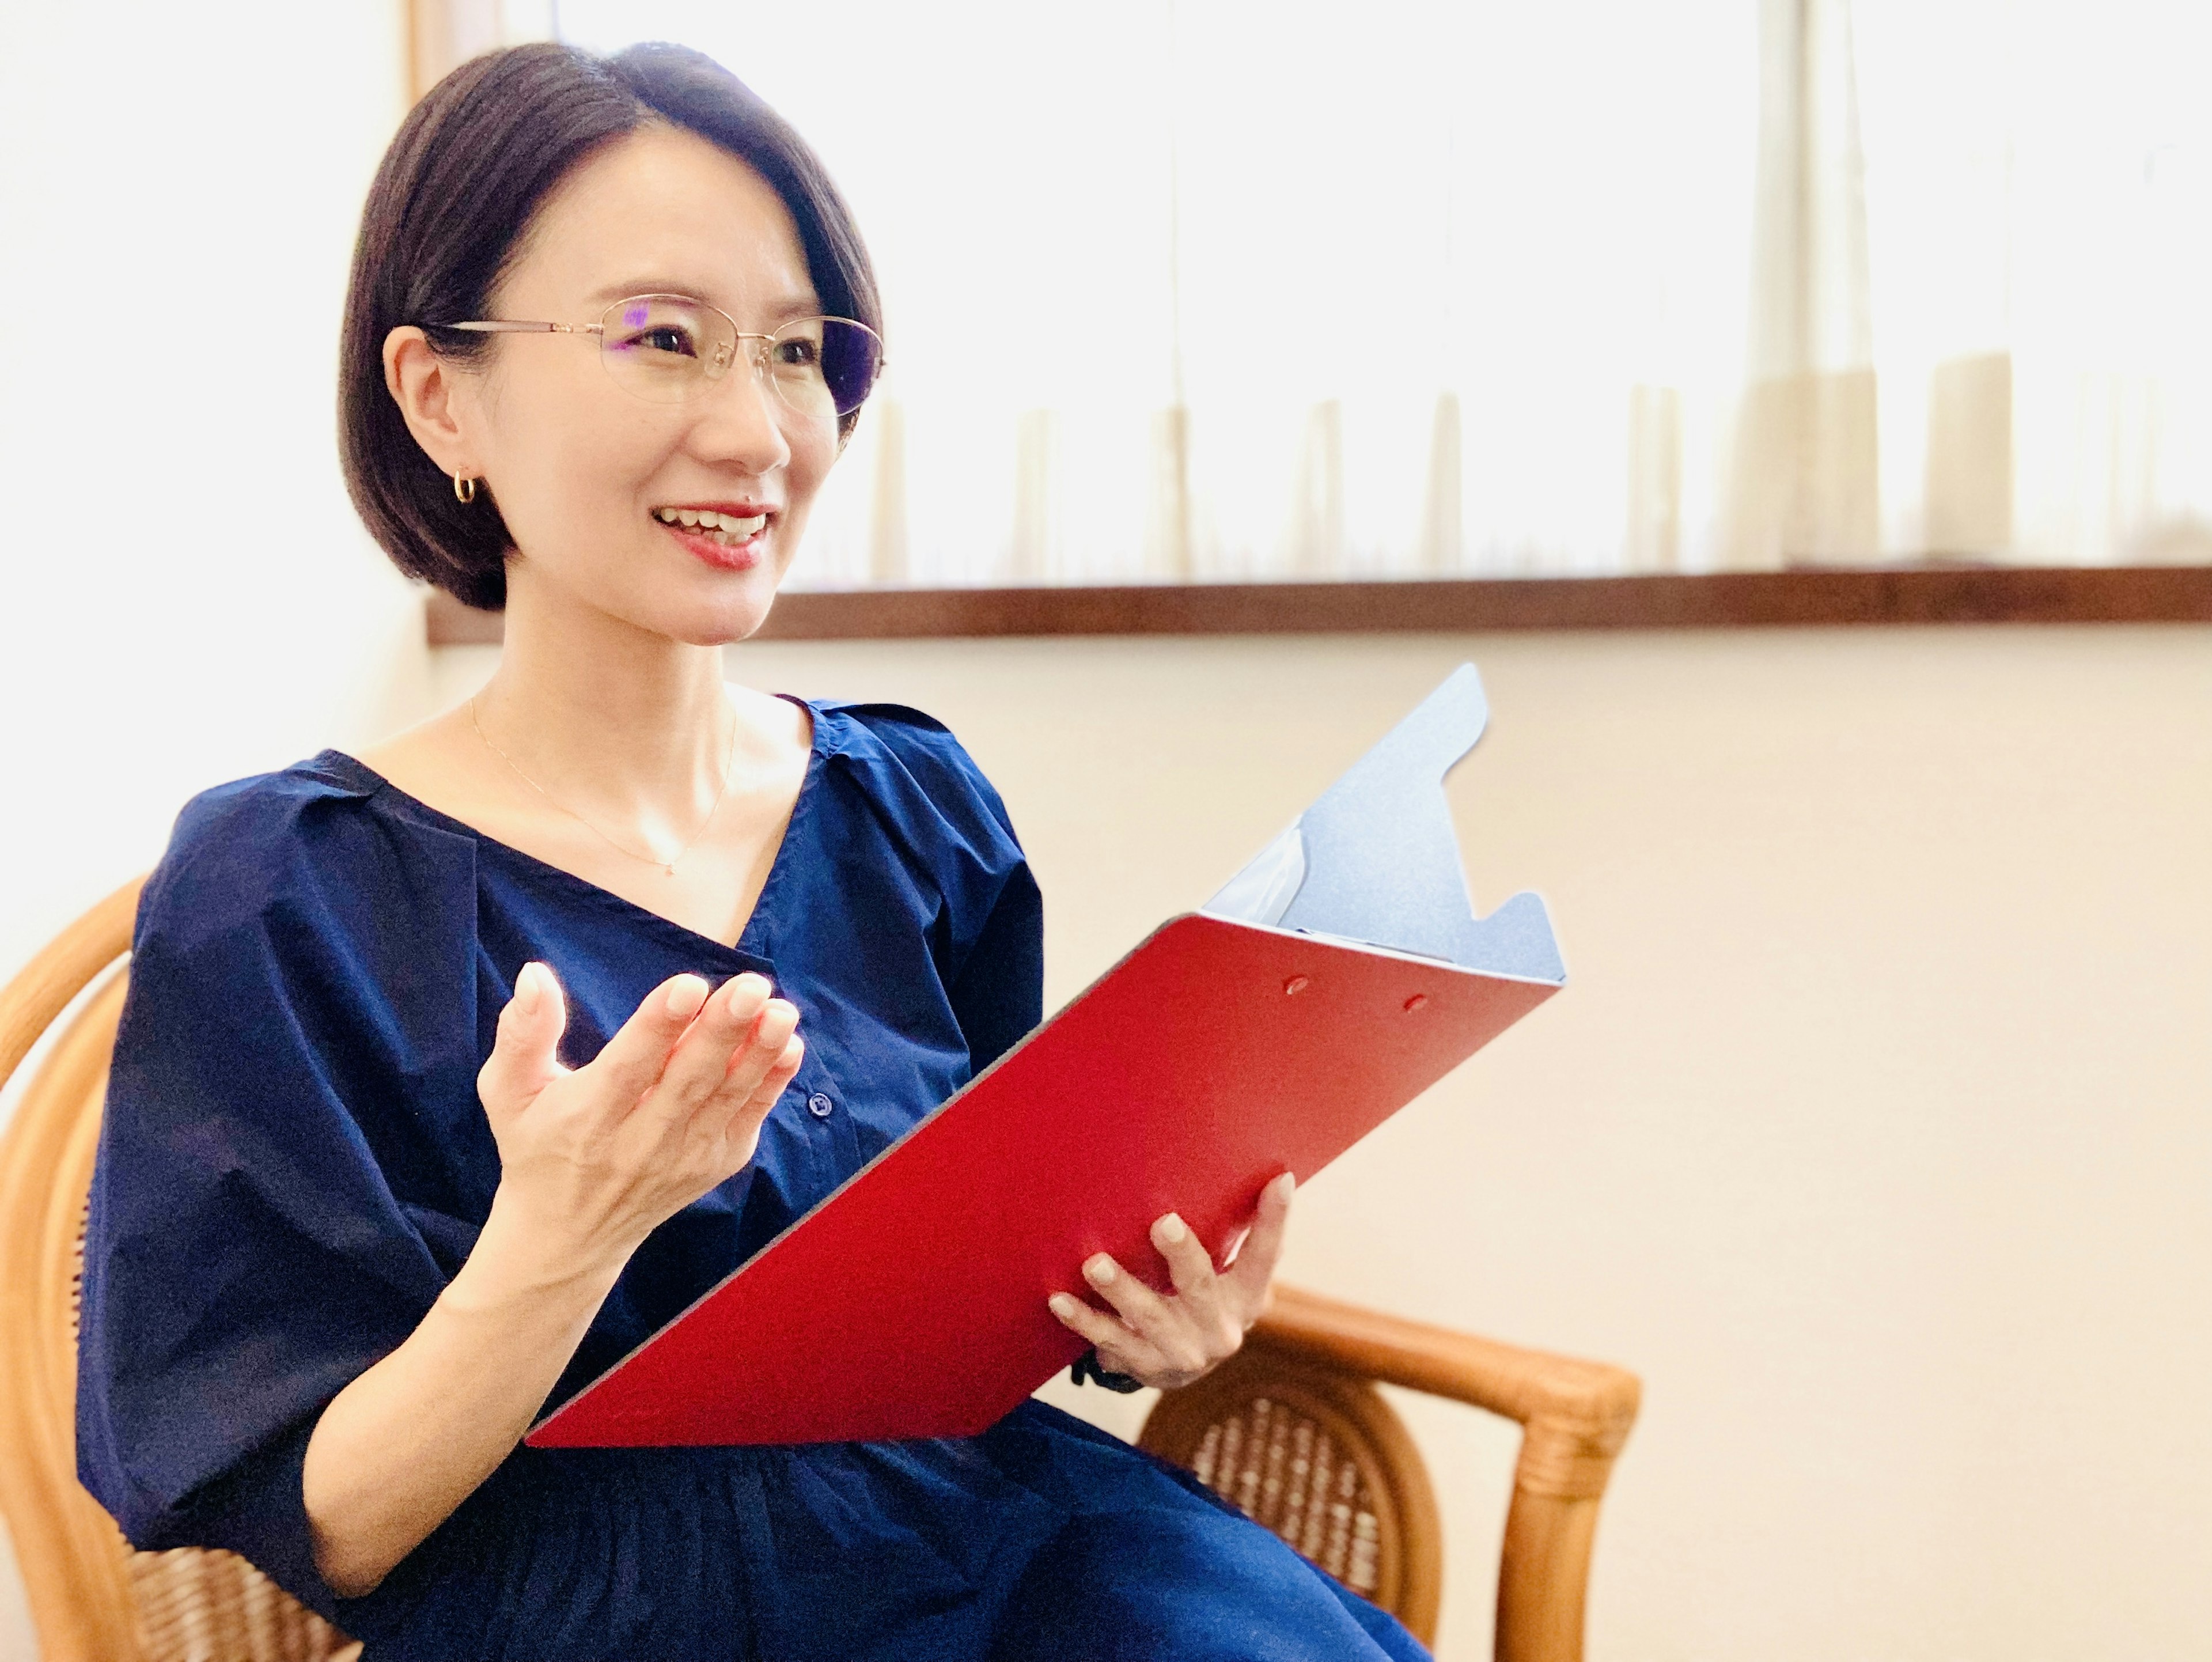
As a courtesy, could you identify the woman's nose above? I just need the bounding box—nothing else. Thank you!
[690,346,794,472]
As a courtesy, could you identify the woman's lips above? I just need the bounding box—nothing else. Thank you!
[660,517,767,571]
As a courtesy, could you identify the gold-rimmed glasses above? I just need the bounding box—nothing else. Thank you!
[435,293,885,421]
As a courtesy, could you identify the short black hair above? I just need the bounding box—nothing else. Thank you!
[339,41,882,611]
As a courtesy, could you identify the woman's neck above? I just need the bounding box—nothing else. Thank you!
[470,574,740,829]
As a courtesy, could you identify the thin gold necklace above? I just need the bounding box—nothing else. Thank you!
[468,692,741,877]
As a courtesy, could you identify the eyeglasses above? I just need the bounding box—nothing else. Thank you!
[435,294,885,421]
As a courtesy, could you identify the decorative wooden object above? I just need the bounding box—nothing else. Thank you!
[2,884,1638,1662]
[426,563,2212,645]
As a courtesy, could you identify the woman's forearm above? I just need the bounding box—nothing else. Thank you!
[301,1193,625,1598]
[301,966,799,1599]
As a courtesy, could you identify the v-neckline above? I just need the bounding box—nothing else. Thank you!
[318,694,827,964]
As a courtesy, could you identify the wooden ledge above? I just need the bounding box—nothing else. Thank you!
[426,564,2212,645]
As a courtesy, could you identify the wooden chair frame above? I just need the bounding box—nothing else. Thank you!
[1215,1288,1641,1658]
[1,876,1639,1662]
[1,878,148,1662]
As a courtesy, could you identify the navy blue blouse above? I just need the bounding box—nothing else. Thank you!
[77,699,1426,1662]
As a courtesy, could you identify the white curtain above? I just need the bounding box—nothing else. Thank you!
[554,0,2212,585]
[1854,0,2212,567]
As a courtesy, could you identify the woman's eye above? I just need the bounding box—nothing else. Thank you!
[613,324,698,358]
[774,338,821,369]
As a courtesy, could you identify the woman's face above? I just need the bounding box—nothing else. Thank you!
[431,124,841,643]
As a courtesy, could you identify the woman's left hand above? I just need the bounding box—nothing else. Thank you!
[1047,1172,1296,1391]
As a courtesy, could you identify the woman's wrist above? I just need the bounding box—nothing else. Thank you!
[451,1184,634,1316]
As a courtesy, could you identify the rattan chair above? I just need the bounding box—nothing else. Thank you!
[1,877,1639,1661]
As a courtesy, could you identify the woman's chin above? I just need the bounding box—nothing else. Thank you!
[508,542,798,646]
[634,584,779,647]
[656,526,804,641]
[669,563,796,646]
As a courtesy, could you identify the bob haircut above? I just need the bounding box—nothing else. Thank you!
[339,41,882,612]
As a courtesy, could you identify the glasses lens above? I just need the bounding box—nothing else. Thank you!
[767,317,885,419]
[597,296,733,403]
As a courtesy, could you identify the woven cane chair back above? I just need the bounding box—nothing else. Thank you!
[1138,1346,1444,1641]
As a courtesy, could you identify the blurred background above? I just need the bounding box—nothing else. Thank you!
[1,2,2207,1658]
[558,0,2212,586]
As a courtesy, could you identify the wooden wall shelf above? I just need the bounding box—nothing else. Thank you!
[425,564,2212,646]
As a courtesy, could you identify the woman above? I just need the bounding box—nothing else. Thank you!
[76,40,1427,1662]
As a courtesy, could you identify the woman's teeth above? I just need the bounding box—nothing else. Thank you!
[654,506,767,544]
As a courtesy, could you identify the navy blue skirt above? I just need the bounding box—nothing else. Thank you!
[343,1402,1424,1660]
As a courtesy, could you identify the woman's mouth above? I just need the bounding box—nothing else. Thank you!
[653,504,771,570]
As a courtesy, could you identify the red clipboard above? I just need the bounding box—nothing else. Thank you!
[529,665,1565,1448]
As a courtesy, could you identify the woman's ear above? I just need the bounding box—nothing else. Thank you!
[383,326,480,478]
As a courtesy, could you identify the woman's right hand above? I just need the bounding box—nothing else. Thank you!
[475,963,804,1279]
[307,964,800,1597]
[310,966,800,1593]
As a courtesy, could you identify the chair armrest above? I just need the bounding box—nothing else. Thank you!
[1252,1285,1642,1662]
[1251,1284,1640,1500]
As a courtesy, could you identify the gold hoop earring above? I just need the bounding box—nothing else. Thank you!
[453,473,478,504]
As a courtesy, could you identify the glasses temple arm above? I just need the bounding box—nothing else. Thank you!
[438,321,601,335]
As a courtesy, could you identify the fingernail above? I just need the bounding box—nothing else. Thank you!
[1156,1214,1188,1245]
[1274,1172,1297,1199]
[665,976,709,1019]
[1048,1294,1078,1319]
[1084,1256,1116,1286]
[514,963,543,1014]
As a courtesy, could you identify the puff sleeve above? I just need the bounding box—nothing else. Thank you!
[76,767,482,1621]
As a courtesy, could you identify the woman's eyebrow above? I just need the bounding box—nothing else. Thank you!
[760,293,827,323]
[587,278,698,305]
[585,281,827,319]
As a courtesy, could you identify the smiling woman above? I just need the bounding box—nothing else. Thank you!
[381,128,844,642]
[338,43,882,620]
[70,38,1425,1662]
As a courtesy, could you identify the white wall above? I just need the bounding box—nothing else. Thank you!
[0,6,423,1655]
[0,1,428,988]
[430,623,2212,1662]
